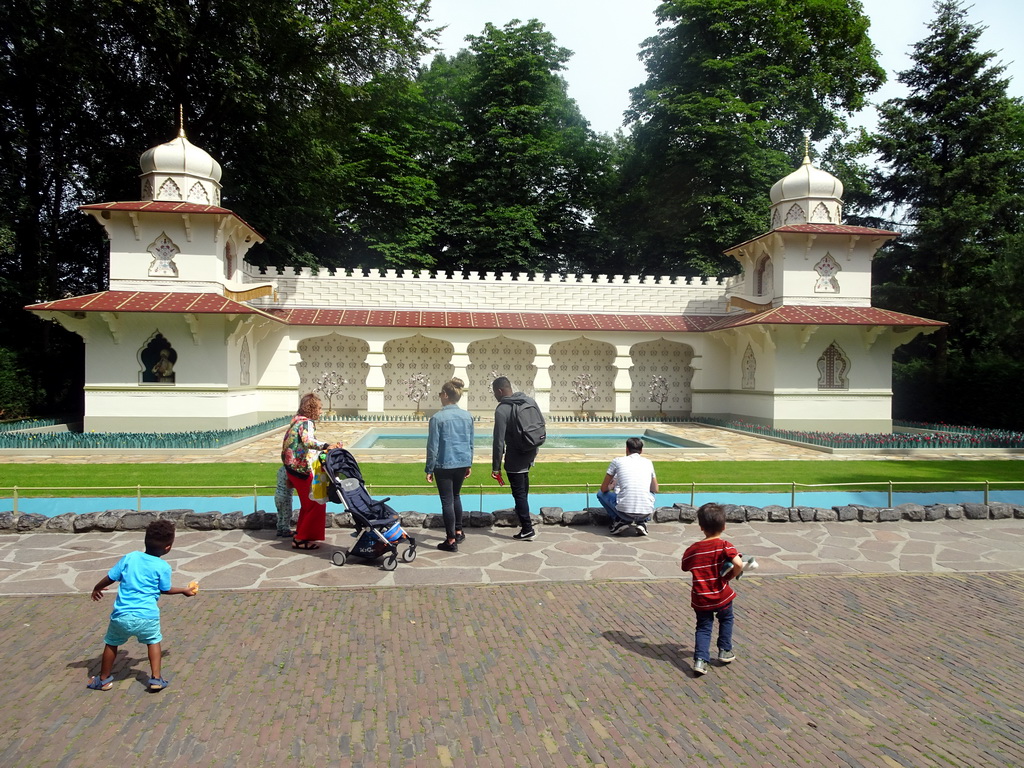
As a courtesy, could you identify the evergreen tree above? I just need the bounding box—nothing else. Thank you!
[870,0,1024,426]
[613,0,884,276]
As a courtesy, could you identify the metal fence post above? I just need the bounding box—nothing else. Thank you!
[12,486,17,516]
[984,481,990,505]
[137,485,142,512]
[791,482,796,508]
[888,481,893,508]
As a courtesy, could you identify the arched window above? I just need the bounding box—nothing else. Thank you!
[754,255,772,296]
[225,242,235,280]
[817,342,849,390]
[784,203,805,225]
[140,333,177,384]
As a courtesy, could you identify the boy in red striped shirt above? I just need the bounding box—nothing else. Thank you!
[681,503,745,676]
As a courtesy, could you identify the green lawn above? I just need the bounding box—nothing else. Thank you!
[2,460,1022,498]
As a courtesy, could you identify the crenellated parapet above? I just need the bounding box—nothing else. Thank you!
[241,262,738,315]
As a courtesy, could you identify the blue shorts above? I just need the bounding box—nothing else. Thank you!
[104,615,163,646]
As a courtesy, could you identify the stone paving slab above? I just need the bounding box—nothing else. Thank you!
[2,519,1024,596]
[1,573,1022,767]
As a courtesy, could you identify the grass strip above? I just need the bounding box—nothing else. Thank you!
[2,460,1022,498]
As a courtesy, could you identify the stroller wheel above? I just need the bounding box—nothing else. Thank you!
[382,553,398,571]
[400,544,417,563]
[331,550,347,567]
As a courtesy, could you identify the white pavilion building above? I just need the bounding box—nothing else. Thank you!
[27,130,942,432]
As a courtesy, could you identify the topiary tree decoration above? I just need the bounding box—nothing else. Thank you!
[314,370,349,416]
[405,372,431,417]
[649,375,669,419]
[570,373,597,418]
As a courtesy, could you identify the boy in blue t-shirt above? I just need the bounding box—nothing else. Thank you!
[87,520,197,692]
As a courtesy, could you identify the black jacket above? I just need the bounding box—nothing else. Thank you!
[492,393,540,473]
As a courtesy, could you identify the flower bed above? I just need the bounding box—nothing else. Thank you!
[693,417,1024,450]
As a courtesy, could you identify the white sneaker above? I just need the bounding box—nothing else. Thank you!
[635,521,648,536]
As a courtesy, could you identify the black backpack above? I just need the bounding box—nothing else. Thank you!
[509,399,546,451]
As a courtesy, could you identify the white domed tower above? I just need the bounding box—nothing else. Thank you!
[139,127,223,206]
[768,143,843,229]
[78,124,263,292]
[725,133,898,310]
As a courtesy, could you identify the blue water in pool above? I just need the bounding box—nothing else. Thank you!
[5,490,1022,518]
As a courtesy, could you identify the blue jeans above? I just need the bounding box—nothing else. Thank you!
[694,601,735,662]
[508,470,532,530]
[596,490,651,524]
[434,467,468,540]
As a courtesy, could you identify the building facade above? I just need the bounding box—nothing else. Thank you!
[27,132,943,432]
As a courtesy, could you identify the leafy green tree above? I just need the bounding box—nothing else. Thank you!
[613,0,884,276]
[417,20,616,274]
[0,0,434,414]
[870,0,1024,426]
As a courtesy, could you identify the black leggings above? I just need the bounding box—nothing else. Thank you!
[434,467,468,540]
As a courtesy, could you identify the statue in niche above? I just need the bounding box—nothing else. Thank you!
[152,349,175,382]
[140,334,177,384]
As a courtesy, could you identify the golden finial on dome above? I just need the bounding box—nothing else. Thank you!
[178,105,186,139]
[802,129,812,164]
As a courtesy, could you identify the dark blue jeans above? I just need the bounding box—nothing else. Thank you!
[596,490,651,524]
[508,470,532,530]
[434,467,468,540]
[694,601,735,662]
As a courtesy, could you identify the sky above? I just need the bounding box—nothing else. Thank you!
[422,0,1024,136]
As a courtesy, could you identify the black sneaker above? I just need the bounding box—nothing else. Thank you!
[609,521,626,535]
[455,532,466,544]
[436,540,458,552]
[512,529,536,540]
[636,521,649,536]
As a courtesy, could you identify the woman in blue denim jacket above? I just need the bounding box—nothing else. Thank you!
[425,377,474,552]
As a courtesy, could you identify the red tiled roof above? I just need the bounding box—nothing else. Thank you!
[725,223,899,252]
[708,305,945,329]
[774,224,900,237]
[268,308,721,332]
[25,291,275,316]
[26,294,944,332]
[80,201,264,239]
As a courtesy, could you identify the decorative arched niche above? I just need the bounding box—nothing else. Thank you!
[140,332,177,384]
[816,342,849,390]
[754,254,773,297]
[742,345,756,390]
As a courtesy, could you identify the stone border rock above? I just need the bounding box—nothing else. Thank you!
[1,501,1022,533]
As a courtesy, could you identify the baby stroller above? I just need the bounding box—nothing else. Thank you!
[321,447,417,570]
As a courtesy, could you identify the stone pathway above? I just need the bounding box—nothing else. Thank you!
[3,518,1022,597]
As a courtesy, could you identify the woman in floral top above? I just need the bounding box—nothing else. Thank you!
[280,393,338,550]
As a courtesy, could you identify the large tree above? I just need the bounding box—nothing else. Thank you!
[0,0,433,416]
[612,0,884,276]
[870,0,1024,427]
[416,20,616,274]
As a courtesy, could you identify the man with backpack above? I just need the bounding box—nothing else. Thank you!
[491,376,546,540]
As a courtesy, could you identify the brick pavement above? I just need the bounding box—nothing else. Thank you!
[1,571,1022,767]
[2,422,1023,766]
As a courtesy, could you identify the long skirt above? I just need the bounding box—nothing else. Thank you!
[287,470,326,542]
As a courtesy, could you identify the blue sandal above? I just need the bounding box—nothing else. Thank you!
[87,675,114,691]
[147,677,169,692]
